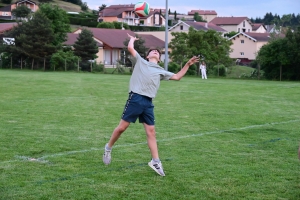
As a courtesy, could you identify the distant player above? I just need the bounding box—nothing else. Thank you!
[199,61,207,79]
[103,33,199,176]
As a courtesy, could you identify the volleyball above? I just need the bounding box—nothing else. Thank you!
[134,2,150,17]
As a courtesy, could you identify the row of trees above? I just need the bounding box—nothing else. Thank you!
[251,13,300,28]
[257,27,300,80]
[169,28,232,70]
[0,3,99,71]
[114,27,233,76]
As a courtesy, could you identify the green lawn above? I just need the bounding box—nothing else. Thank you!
[226,65,257,78]
[0,70,299,199]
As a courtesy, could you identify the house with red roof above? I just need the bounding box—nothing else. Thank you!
[252,23,267,33]
[0,22,18,42]
[98,4,165,27]
[139,10,165,27]
[187,10,217,22]
[98,4,139,26]
[168,20,226,33]
[65,28,165,65]
[0,0,39,20]
[0,22,17,34]
[210,17,253,33]
[228,32,273,64]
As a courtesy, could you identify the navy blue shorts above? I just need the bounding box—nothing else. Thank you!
[121,92,155,125]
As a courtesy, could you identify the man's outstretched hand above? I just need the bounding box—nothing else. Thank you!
[186,56,200,66]
[127,33,139,41]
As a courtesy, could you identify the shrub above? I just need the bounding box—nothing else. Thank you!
[213,64,226,76]
[187,64,196,75]
[50,50,79,71]
[97,22,115,29]
[250,60,259,68]
[92,63,104,72]
[167,62,180,73]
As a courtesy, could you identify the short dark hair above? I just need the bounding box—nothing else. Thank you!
[147,48,161,59]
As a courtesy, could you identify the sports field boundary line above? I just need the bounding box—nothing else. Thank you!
[1,119,299,165]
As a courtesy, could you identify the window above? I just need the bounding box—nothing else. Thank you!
[238,28,240,32]
[154,14,159,25]
[240,52,244,56]
[243,21,245,27]
[180,25,183,30]
[248,29,250,32]
[241,40,244,44]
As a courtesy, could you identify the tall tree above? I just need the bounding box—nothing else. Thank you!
[194,12,206,22]
[11,5,32,20]
[187,28,232,66]
[6,11,56,69]
[169,32,190,68]
[73,28,98,62]
[122,34,148,67]
[290,13,297,26]
[99,4,106,12]
[263,12,274,24]
[257,27,300,80]
[169,28,232,72]
[281,14,292,27]
[39,3,71,47]
[81,2,88,11]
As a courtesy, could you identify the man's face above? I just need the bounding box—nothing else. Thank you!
[147,49,160,61]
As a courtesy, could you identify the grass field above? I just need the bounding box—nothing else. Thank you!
[226,65,256,78]
[0,70,299,199]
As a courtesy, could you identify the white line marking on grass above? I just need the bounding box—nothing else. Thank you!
[1,119,299,165]
[17,96,97,102]
[14,156,49,163]
[158,119,300,142]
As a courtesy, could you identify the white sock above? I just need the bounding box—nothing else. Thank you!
[105,144,112,151]
[152,158,160,163]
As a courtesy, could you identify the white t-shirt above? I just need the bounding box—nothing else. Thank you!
[129,52,174,98]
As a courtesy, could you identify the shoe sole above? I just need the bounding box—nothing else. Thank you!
[103,159,110,165]
[148,162,165,176]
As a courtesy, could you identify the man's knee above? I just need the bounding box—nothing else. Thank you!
[144,125,156,136]
[116,120,130,133]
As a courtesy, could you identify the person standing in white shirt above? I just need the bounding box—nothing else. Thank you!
[199,61,207,79]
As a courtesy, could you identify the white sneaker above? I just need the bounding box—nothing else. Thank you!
[103,144,111,165]
[148,160,165,176]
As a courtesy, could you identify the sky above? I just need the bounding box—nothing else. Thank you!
[84,0,300,19]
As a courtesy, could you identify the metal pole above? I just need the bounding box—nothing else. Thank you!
[164,0,169,70]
